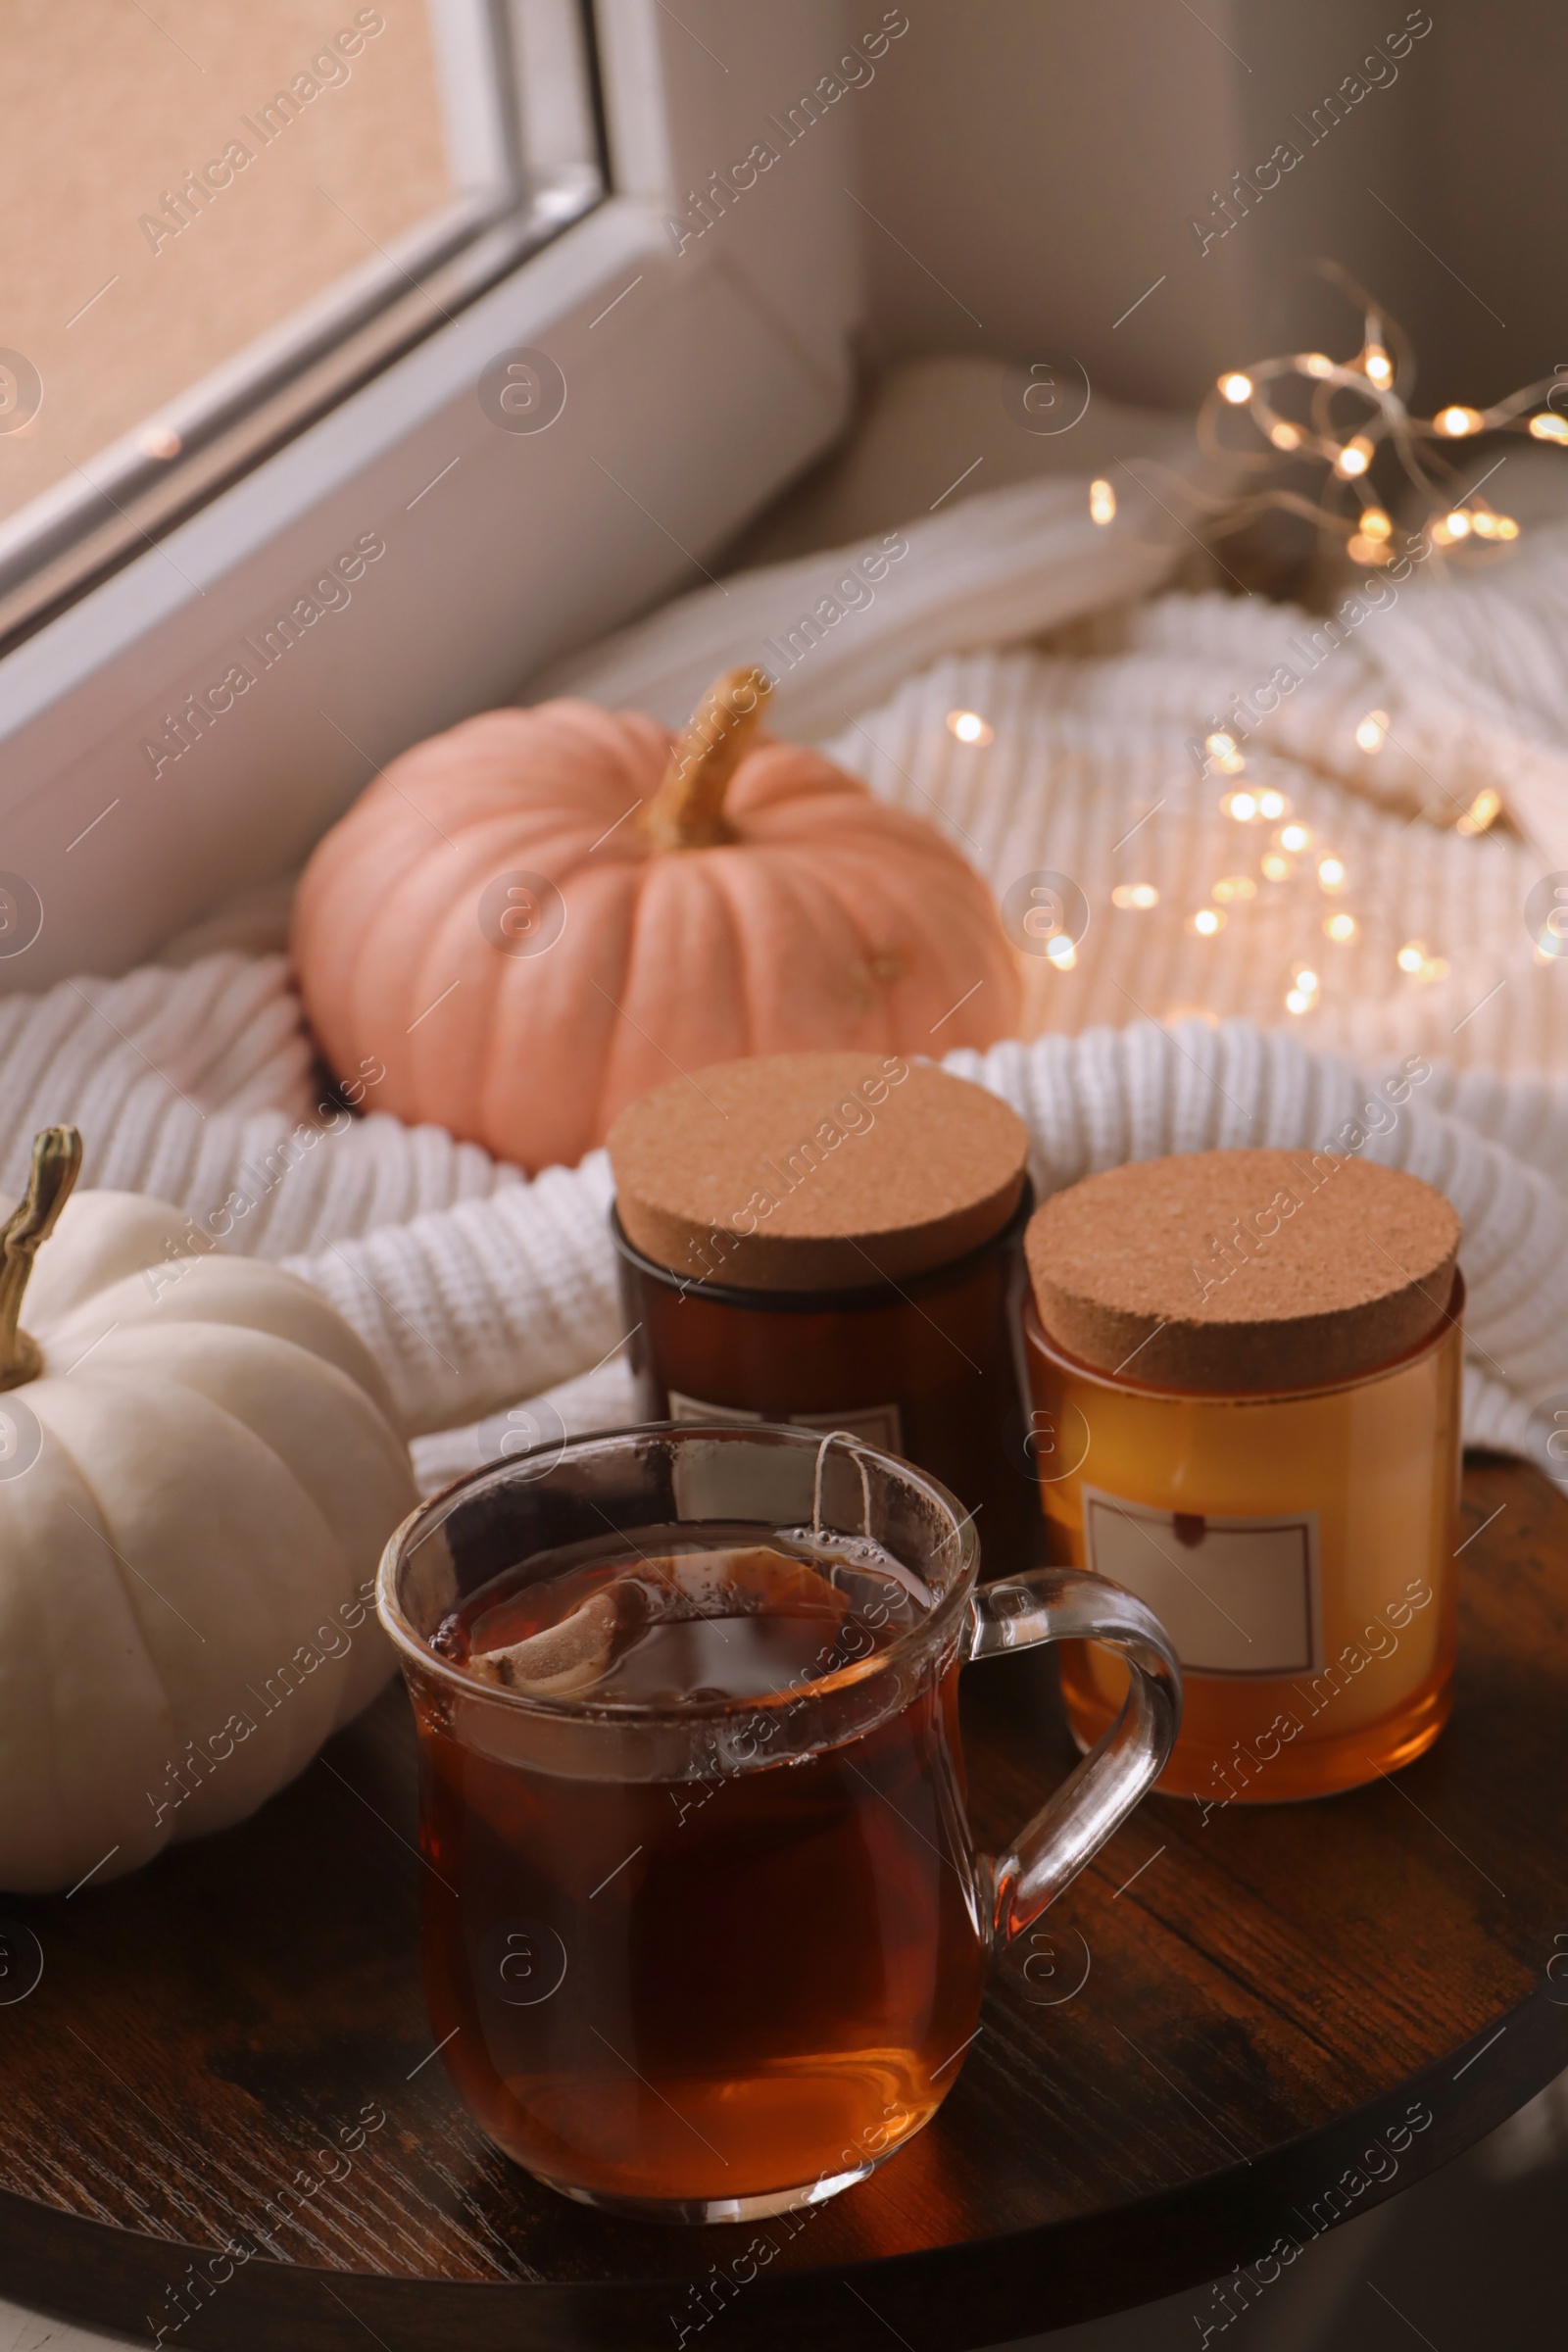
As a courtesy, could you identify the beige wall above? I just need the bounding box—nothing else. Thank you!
[853,0,1563,412]
[6,0,1555,544]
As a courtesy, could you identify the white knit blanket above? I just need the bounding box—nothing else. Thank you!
[10,469,1568,1495]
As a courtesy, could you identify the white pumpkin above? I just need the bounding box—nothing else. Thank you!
[0,1129,416,1893]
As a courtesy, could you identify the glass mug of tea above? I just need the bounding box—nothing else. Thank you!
[377,1424,1181,2224]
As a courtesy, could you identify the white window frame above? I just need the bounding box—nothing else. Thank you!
[0,0,862,987]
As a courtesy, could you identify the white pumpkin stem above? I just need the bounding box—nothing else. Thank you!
[641,667,772,850]
[0,1125,82,1392]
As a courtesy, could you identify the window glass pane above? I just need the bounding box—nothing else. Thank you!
[4,3,463,513]
[0,0,599,638]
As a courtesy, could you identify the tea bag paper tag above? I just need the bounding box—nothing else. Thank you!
[666,1390,905,1453]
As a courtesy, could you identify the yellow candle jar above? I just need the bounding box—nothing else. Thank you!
[1022,1150,1464,1804]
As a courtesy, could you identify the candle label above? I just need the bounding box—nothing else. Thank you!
[1081,1486,1321,1677]
[666,1390,904,1454]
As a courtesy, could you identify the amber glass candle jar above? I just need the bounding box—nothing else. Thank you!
[1021,1149,1464,1803]
[608,1052,1043,1575]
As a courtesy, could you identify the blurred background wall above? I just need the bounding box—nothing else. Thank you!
[854,0,1561,411]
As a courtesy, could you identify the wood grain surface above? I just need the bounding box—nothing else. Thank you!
[0,1454,1563,2351]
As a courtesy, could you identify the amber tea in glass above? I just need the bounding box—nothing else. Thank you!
[378,1425,1180,2223]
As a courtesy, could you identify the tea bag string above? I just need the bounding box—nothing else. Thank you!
[810,1429,872,1544]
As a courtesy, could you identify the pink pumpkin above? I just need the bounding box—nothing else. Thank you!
[292,669,1021,1172]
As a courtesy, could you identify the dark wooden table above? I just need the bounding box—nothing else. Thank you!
[1,1456,1564,2352]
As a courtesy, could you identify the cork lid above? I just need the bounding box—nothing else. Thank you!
[609,1053,1030,1292]
[1025,1149,1460,1392]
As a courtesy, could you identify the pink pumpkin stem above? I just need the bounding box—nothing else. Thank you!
[641,667,772,851]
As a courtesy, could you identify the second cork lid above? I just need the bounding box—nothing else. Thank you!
[1025,1148,1460,1392]
[609,1052,1030,1292]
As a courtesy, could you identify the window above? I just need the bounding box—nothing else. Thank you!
[0,2,859,989]
[0,0,601,646]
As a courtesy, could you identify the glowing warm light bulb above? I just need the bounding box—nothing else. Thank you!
[1211,875,1257,903]
[1348,534,1392,565]
[1219,371,1253,404]
[1496,515,1520,540]
[1192,907,1224,936]
[1296,967,1320,994]
[1455,787,1501,836]
[1355,710,1389,753]
[1364,346,1394,387]
[1286,988,1312,1014]
[1396,941,1428,974]
[1256,789,1287,819]
[1222,791,1258,822]
[1317,856,1348,891]
[1090,478,1116,524]
[1436,405,1484,436]
[1261,852,1292,881]
[1046,935,1077,969]
[1111,883,1159,909]
[1333,435,1374,478]
[1443,510,1472,539]
[947,710,993,745]
[1206,731,1237,759]
[1529,413,1568,444]
[1325,912,1357,942]
[1359,508,1393,540]
[1300,353,1334,378]
[1279,822,1311,853]
[1269,420,1302,451]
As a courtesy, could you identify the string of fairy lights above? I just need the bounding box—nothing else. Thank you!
[1091,271,1568,564]
[945,279,1565,1018]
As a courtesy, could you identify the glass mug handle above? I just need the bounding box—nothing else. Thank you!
[965,1569,1183,1942]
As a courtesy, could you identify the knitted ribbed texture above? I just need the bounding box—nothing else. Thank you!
[285,1153,620,1438]
[18,949,1565,1468]
[537,484,1568,1074]
[271,1018,1568,1484]
[528,468,1192,736]
[823,641,1568,1081]
[4,490,1567,1485]
[0,953,519,1258]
